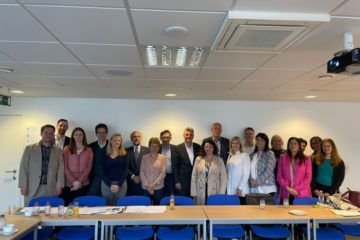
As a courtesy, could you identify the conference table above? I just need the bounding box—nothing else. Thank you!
[0,214,39,240]
[202,205,312,240]
[98,205,208,240]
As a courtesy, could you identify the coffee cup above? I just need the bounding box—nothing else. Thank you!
[24,210,33,217]
[3,224,15,233]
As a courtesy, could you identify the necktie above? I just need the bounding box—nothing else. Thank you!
[134,147,139,160]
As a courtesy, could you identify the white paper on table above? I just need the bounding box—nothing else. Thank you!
[124,206,166,214]
[330,209,360,217]
[79,207,125,215]
[20,207,65,215]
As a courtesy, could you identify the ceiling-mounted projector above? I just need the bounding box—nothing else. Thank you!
[327,48,360,74]
[327,32,360,74]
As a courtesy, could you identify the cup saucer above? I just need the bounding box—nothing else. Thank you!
[0,229,18,236]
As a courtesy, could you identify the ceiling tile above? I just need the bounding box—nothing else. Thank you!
[332,0,360,17]
[132,9,226,47]
[233,80,280,91]
[48,76,104,87]
[315,77,360,91]
[244,68,309,83]
[0,1,16,3]
[24,63,94,77]
[233,0,343,14]
[88,65,145,79]
[192,80,237,90]
[198,68,253,81]
[0,62,42,76]
[204,52,275,68]
[129,0,233,11]
[26,5,135,44]
[1,76,60,87]
[19,0,124,7]
[0,42,79,63]
[0,51,16,62]
[0,5,56,42]
[147,79,193,89]
[66,44,141,65]
[101,78,148,88]
[146,67,199,80]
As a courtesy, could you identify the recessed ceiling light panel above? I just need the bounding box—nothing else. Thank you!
[304,95,317,99]
[10,89,24,94]
[165,93,176,97]
[164,26,189,38]
[0,67,15,73]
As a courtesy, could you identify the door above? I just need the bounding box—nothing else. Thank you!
[0,115,24,213]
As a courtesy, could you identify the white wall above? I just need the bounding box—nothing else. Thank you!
[1,97,359,191]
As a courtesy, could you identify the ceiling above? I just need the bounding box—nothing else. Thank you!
[1,0,360,101]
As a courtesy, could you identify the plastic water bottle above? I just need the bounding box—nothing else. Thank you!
[169,194,175,210]
[33,202,40,216]
[318,190,324,204]
[67,204,73,217]
[45,201,51,216]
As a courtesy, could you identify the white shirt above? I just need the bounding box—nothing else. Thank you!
[226,151,250,196]
[55,135,65,149]
[161,146,172,174]
[185,143,194,165]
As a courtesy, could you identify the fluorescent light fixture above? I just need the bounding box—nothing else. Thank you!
[161,46,171,66]
[144,46,206,67]
[146,46,157,66]
[165,93,176,97]
[304,95,317,99]
[10,89,24,94]
[189,47,204,67]
[175,47,187,66]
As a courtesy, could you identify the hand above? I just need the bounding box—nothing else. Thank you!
[71,181,82,191]
[250,179,257,188]
[314,189,320,197]
[287,187,298,196]
[110,184,120,193]
[55,187,62,196]
[324,192,330,198]
[20,187,28,196]
[133,176,141,184]
[175,183,182,190]
[236,188,242,196]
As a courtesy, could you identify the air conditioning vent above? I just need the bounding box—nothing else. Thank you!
[212,11,330,53]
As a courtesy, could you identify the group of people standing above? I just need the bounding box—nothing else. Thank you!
[18,120,345,206]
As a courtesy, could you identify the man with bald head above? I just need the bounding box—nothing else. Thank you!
[203,122,229,165]
[126,131,149,196]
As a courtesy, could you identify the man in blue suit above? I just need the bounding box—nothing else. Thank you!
[203,122,229,165]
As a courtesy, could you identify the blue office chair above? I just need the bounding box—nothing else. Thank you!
[336,223,360,237]
[20,196,65,240]
[157,196,195,240]
[207,194,246,239]
[249,194,290,240]
[56,196,107,240]
[115,196,154,240]
[293,197,345,240]
[73,195,107,207]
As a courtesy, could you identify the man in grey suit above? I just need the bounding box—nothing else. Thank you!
[174,127,200,196]
[203,122,229,165]
[18,124,64,206]
[126,131,149,196]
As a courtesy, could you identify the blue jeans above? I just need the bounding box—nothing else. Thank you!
[143,188,164,205]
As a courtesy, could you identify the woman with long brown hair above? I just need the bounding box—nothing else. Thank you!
[311,138,345,198]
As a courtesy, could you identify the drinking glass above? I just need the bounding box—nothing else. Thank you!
[283,198,289,208]
[260,198,266,210]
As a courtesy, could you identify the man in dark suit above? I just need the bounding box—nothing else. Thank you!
[173,127,200,196]
[55,119,70,149]
[159,130,177,196]
[203,122,229,165]
[126,130,149,196]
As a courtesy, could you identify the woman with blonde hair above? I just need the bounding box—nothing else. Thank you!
[311,138,345,198]
[100,133,128,205]
[226,136,250,204]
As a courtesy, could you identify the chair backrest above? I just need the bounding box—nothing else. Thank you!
[74,196,107,207]
[116,196,151,206]
[206,194,240,205]
[29,196,65,207]
[293,197,318,205]
[160,196,194,206]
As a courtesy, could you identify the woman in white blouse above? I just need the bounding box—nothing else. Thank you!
[226,136,250,204]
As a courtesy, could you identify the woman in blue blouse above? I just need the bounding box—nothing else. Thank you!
[100,133,129,205]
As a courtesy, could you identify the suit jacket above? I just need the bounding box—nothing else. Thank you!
[126,145,149,178]
[277,153,312,199]
[174,142,200,191]
[159,144,177,174]
[203,136,229,165]
[18,142,64,199]
[191,155,227,205]
[64,136,71,148]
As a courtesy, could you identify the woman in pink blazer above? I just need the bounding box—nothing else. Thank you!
[277,137,312,204]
